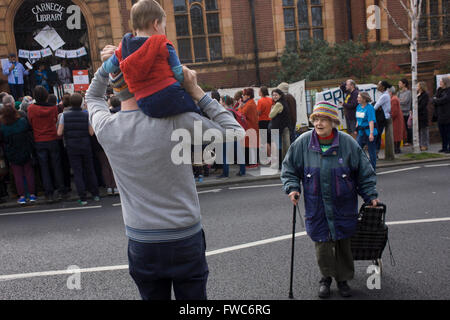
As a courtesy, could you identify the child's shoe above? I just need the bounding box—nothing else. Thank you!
[29,194,37,202]
[17,197,26,205]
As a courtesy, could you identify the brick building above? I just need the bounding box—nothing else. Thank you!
[1,0,449,92]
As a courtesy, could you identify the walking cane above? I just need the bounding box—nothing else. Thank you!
[289,194,303,299]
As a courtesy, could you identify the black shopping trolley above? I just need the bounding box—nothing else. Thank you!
[350,203,394,275]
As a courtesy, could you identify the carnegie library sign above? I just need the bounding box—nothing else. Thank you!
[29,2,81,29]
[32,2,66,22]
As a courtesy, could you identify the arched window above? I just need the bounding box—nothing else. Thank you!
[419,0,450,41]
[173,0,222,63]
[283,0,324,50]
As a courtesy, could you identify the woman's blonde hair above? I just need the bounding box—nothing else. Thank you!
[418,81,427,92]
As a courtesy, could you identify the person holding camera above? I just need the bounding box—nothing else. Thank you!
[281,101,379,299]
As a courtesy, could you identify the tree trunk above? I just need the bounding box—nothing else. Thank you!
[411,9,420,153]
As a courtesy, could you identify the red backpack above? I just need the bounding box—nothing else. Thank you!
[227,107,249,130]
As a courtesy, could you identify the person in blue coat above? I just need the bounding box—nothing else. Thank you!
[355,92,378,169]
[281,101,379,299]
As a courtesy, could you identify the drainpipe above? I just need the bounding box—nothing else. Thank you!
[249,0,261,86]
[346,0,354,40]
[374,0,381,42]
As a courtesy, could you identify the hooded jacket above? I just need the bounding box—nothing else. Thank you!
[115,33,177,101]
[281,129,378,242]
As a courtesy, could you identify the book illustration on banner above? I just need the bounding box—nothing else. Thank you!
[29,50,42,60]
[66,50,78,59]
[18,50,30,59]
[76,47,87,57]
[41,48,52,58]
[55,49,66,58]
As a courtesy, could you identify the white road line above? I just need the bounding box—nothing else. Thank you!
[377,166,421,175]
[229,183,283,190]
[197,189,222,194]
[112,203,121,207]
[1,216,449,282]
[386,217,450,225]
[0,206,102,217]
[424,163,450,168]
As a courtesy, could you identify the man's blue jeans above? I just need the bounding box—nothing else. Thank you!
[357,131,377,170]
[127,230,209,300]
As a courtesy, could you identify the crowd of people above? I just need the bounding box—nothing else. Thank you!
[0,86,120,205]
[339,76,450,169]
[0,74,449,203]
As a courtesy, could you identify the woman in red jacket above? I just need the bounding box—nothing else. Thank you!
[389,87,406,154]
[239,88,259,167]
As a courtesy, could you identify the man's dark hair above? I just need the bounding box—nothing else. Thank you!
[243,88,254,99]
[70,93,83,109]
[47,94,57,106]
[33,85,49,104]
[260,86,269,97]
[211,90,220,102]
[380,81,392,91]
[400,78,409,89]
[110,96,121,108]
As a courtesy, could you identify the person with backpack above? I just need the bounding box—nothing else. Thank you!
[0,103,36,204]
[57,93,100,205]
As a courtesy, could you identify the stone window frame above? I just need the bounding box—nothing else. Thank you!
[172,0,223,64]
[282,0,325,51]
[418,0,450,41]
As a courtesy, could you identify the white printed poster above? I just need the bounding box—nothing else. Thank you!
[18,49,30,59]
[66,50,78,59]
[29,50,42,59]
[41,48,52,57]
[315,84,381,130]
[55,49,66,58]
[76,47,87,57]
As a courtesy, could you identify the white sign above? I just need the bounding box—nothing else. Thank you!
[217,79,309,128]
[50,64,61,72]
[18,49,30,59]
[1,59,9,71]
[436,74,450,89]
[315,84,381,130]
[29,50,42,59]
[76,47,87,57]
[63,83,75,94]
[66,50,78,59]
[41,47,53,57]
[55,49,66,58]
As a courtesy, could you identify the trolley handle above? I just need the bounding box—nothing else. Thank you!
[360,202,387,224]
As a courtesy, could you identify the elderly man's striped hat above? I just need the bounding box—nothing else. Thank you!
[309,101,340,125]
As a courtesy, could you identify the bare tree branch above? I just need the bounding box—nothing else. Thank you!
[399,0,414,20]
[379,0,412,42]
[417,0,424,21]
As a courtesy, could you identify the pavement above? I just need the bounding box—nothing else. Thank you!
[0,142,449,210]
[0,163,449,299]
